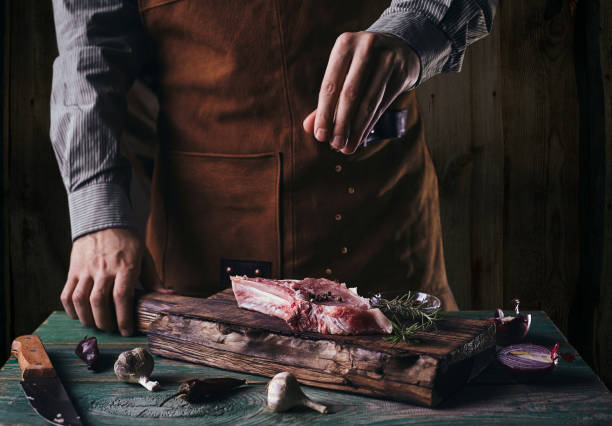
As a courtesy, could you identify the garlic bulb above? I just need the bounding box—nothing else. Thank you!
[114,348,160,391]
[267,372,328,414]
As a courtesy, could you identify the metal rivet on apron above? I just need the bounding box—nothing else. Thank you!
[335,214,342,221]
[335,165,342,173]
[341,247,348,254]
[226,266,232,273]
[347,187,356,194]
[325,268,332,275]
[254,269,261,275]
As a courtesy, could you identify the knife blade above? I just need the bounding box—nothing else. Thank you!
[11,335,83,426]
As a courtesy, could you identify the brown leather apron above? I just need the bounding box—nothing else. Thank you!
[138,0,458,310]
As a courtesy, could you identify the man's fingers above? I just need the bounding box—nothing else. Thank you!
[61,276,79,319]
[90,276,115,331]
[305,32,420,155]
[346,78,398,155]
[331,41,374,151]
[342,55,394,154]
[64,228,144,334]
[314,33,353,143]
[303,109,316,134]
[113,271,135,337]
[72,277,95,328]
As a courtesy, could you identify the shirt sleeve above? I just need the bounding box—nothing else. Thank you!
[367,0,498,87]
[50,0,149,240]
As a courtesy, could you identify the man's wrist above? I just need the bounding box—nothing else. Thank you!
[367,11,452,87]
[68,182,138,241]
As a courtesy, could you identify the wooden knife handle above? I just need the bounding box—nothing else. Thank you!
[11,335,56,380]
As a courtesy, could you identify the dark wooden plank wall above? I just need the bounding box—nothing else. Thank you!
[599,0,612,395]
[571,0,611,388]
[0,0,7,365]
[1,0,610,390]
[417,2,505,311]
[418,0,583,331]
[1,0,71,361]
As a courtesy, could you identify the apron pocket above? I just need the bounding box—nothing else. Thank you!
[163,151,281,296]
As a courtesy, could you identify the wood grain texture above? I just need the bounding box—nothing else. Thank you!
[137,290,496,407]
[467,9,504,310]
[565,0,606,374]
[1,0,9,364]
[2,312,612,425]
[500,0,580,334]
[2,0,610,394]
[10,335,55,379]
[6,0,70,345]
[415,10,505,313]
[416,63,474,310]
[597,0,612,391]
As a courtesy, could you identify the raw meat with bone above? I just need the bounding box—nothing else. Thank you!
[230,276,392,335]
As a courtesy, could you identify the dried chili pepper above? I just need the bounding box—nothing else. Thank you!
[160,377,247,406]
[75,336,100,371]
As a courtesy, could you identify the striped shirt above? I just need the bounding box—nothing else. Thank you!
[50,0,497,240]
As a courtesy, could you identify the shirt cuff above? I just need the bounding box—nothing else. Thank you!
[367,11,453,87]
[68,182,138,240]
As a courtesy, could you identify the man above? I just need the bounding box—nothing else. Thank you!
[51,0,496,336]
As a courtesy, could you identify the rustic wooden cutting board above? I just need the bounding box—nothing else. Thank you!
[136,290,495,407]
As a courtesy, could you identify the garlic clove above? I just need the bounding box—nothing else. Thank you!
[114,348,159,392]
[138,375,160,391]
[300,396,329,414]
[267,372,328,414]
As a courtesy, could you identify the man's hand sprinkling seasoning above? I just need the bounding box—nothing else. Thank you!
[303,31,420,154]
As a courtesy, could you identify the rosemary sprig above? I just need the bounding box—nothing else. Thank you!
[371,292,440,344]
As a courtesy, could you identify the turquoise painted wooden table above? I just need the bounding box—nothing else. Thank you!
[1,311,611,424]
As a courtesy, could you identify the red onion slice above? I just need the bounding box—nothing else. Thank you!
[497,343,557,376]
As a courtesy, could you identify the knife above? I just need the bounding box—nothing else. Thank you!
[11,335,83,426]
